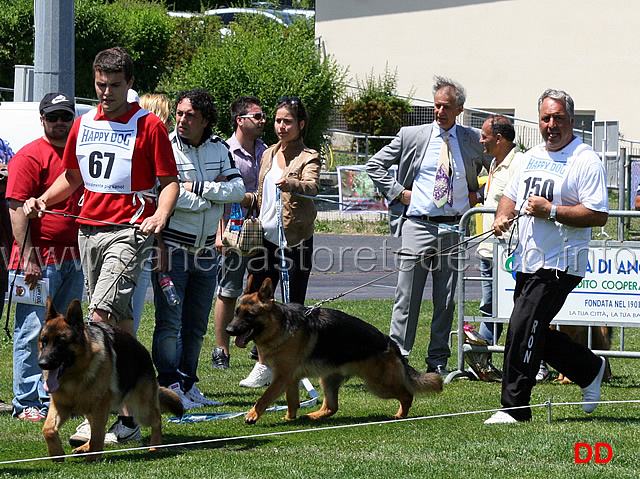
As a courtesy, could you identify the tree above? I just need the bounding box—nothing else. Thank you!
[0,0,175,100]
[340,66,412,154]
[160,13,345,149]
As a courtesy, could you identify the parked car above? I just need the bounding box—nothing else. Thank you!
[168,7,313,26]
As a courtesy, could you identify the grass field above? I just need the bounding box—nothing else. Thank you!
[0,298,639,478]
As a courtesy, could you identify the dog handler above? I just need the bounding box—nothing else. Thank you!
[6,93,84,421]
[23,47,179,443]
[485,89,608,424]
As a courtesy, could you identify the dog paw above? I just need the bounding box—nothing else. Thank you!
[244,412,258,424]
[72,444,90,455]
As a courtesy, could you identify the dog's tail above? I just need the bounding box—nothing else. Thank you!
[387,339,443,394]
[159,386,184,418]
[403,361,444,395]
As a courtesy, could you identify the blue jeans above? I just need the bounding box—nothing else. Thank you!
[12,259,84,415]
[478,258,502,344]
[152,247,217,391]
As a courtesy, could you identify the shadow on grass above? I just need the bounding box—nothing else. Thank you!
[554,415,640,424]
[0,434,273,473]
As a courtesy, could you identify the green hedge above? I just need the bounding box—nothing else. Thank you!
[160,14,345,150]
[0,0,174,100]
[0,0,34,101]
[75,0,174,98]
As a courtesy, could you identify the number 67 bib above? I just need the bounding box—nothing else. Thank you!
[76,108,149,194]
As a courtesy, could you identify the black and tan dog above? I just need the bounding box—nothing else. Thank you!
[226,276,443,424]
[38,298,183,462]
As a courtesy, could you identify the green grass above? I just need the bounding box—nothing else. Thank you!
[1,299,639,477]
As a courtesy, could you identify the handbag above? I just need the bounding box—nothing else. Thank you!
[222,197,264,257]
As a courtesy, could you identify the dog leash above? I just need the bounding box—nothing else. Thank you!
[40,209,140,228]
[170,388,320,424]
[274,186,318,399]
[275,186,290,303]
[32,208,149,323]
[304,215,521,315]
[3,220,31,340]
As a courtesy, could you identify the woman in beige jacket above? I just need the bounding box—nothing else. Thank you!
[239,96,321,387]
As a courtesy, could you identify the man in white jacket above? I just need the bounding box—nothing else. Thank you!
[152,89,245,409]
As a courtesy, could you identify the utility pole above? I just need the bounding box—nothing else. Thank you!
[34,0,74,100]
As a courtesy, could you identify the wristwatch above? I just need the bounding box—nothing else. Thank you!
[548,204,557,221]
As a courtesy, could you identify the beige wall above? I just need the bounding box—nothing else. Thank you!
[316,0,639,139]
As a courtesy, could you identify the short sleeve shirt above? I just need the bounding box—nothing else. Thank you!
[6,137,82,267]
[63,103,178,225]
[503,136,608,276]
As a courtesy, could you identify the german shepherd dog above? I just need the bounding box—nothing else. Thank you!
[226,276,443,424]
[38,298,183,462]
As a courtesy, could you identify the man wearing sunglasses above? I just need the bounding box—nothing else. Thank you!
[5,92,84,421]
[211,96,267,372]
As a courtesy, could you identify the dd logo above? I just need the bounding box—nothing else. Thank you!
[574,443,612,463]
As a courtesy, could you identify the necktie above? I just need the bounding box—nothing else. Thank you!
[433,132,453,207]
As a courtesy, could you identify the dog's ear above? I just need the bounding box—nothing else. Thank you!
[245,274,254,295]
[44,297,57,322]
[64,300,84,327]
[258,277,274,303]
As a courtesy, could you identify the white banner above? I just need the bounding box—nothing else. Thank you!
[495,241,640,325]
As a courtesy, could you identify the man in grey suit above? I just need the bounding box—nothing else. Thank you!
[366,76,489,376]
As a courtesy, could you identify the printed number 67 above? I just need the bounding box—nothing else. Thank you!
[88,151,115,179]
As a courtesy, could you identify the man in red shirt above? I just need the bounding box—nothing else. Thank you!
[24,47,179,443]
[6,92,84,421]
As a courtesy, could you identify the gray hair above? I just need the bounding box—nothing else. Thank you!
[538,89,574,121]
[432,76,466,107]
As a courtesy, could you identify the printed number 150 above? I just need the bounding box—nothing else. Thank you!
[523,176,554,201]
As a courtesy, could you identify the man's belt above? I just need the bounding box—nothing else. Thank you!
[407,215,461,223]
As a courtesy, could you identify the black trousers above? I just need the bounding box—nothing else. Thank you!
[501,269,602,421]
[247,236,313,304]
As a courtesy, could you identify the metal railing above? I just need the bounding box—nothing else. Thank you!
[449,208,640,383]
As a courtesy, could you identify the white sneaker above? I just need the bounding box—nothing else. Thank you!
[239,362,272,388]
[184,384,222,407]
[69,418,92,447]
[104,418,141,445]
[168,382,202,410]
[484,411,518,424]
[535,361,550,383]
[582,356,606,413]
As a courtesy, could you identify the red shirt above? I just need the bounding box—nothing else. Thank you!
[63,103,178,225]
[6,137,82,267]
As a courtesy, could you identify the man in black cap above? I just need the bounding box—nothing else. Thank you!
[5,92,84,421]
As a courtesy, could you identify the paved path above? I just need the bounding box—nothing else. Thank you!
[306,233,483,302]
[138,233,484,303]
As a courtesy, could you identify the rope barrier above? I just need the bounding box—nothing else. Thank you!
[2,398,639,465]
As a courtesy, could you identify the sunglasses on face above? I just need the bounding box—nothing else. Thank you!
[239,113,267,121]
[44,112,74,123]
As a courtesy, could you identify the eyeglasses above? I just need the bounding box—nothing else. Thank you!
[44,112,74,123]
[239,113,267,121]
[278,96,301,105]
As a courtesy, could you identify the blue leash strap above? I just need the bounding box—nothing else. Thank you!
[168,397,319,424]
[275,186,290,304]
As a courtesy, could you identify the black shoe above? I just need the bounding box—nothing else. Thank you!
[249,344,259,361]
[211,347,230,369]
[427,365,450,377]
